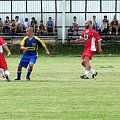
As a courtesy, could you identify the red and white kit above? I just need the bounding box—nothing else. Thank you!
[80,28,102,59]
[0,37,8,69]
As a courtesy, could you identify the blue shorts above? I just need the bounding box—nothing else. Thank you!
[19,55,37,68]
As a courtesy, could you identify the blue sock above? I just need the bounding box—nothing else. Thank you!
[17,71,22,79]
[26,69,32,78]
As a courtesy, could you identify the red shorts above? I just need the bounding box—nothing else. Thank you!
[82,49,95,60]
[0,53,8,69]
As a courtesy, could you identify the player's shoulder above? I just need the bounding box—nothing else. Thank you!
[34,35,40,40]
[22,36,28,41]
[23,36,29,39]
[83,29,86,32]
[90,28,98,33]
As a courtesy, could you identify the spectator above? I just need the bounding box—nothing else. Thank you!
[9,19,17,36]
[92,15,98,31]
[0,18,3,33]
[30,17,37,32]
[36,20,47,36]
[110,15,119,35]
[15,16,23,33]
[67,26,74,42]
[46,17,54,35]
[72,16,78,34]
[23,18,30,31]
[3,16,10,33]
[98,20,107,35]
[102,15,110,33]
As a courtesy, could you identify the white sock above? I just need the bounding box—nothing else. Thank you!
[90,68,96,74]
[84,70,89,77]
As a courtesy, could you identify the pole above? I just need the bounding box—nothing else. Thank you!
[62,0,66,43]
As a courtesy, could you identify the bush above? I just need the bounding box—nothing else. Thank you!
[6,42,120,56]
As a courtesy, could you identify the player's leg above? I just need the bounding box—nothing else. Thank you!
[85,51,97,79]
[81,50,97,79]
[15,66,23,80]
[0,54,10,81]
[81,56,90,79]
[81,51,90,79]
[26,62,34,80]
[15,55,29,80]
[26,56,37,80]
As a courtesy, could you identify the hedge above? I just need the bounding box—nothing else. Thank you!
[6,42,120,56]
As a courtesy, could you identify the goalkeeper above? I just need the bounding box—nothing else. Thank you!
[15,27,50,81]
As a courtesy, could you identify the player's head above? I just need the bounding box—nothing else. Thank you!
[85,20,92,29]
[26,27,33,36]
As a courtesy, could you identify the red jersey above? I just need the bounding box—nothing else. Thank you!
[0,37,8,69]
[80,28,102,51]
[0,37,7,53]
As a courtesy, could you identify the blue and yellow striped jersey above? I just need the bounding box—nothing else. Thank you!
[20,36,46,56]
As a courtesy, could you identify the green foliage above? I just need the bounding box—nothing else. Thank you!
[7,41,120,56]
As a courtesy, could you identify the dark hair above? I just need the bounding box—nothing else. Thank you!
[6,16,9,19]
[12,19,15,22]
[40,20,43,22]
[104,15,107,18]
[32,17,35,20]
[25,18,28,21]
[15,16,19,19]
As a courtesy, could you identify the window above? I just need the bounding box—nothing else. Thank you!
[12,1,26,12]
[0,1,11,12]
[72,1,85,12]
[87,1,100,12]
[27,1,41,12]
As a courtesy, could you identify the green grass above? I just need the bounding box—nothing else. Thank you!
[0,55,120,120]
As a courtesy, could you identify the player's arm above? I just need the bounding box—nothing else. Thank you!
[75,31,84,43]
[44,46,50,55]
[3,44,11,57]
[20,46,28,51]
[98,40,102,52]
[93,31,102,52]
[75,36,84,43]
[20,36,28,51]
[36,36,50,55]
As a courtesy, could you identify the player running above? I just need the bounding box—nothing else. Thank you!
[75,20,102,79]
[0,37,11,81]
[15,27,50,81]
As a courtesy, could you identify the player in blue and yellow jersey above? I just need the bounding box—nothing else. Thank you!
[15,27,50,80]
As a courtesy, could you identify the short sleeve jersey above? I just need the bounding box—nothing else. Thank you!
[80,28,102,51]
[20,36,46,56]
[0,37,7,53]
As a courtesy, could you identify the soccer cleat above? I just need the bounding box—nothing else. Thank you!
[92,72,97,79]
[26,77,30,81]
[14,78,21,80]
[80,75,89,79]
[5,74,10,82]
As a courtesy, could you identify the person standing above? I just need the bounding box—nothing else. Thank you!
[0,37,11,81]
[15,27,50,81]
[75,20,102,79]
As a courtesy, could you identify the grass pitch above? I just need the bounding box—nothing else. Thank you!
[0,55,120,120]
